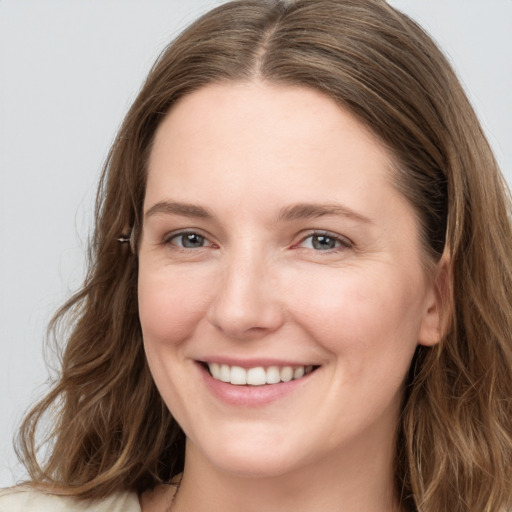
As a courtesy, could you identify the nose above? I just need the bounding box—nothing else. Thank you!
[206,248,285,340]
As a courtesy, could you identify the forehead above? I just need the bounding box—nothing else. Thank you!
[150,81,388,159]
[146,81,396,208]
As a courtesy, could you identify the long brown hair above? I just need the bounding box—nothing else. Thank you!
[16,1,512,510]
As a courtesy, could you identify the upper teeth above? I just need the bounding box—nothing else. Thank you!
[207,363,314,386]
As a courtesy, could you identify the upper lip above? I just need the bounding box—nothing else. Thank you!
[197,357,319,368]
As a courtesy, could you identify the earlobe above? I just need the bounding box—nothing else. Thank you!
[418,253,452,347]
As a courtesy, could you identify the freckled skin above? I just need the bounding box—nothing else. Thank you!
[138,82,442,511]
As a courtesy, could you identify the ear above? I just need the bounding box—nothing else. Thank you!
[417,253,452,347]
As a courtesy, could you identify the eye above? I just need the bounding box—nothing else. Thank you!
[298,232,352,251]
[166,231,212,249]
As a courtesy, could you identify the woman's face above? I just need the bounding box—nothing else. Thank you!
[138,82,442,478]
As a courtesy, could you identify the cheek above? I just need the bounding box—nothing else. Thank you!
[137,266,214,416]
[288,267,426,359]
[138,267,212,346]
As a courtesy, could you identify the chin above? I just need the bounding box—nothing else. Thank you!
[187,431,309,479]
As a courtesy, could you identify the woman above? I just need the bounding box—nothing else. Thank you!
[2,0,512,511]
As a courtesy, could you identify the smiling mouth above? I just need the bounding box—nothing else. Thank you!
[204,362,318,386]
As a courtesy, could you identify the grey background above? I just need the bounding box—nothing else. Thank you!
[1,0,511,487]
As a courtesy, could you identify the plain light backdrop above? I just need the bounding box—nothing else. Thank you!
[1,0,511,488]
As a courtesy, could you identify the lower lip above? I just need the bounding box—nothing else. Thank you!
[198,363,316,407]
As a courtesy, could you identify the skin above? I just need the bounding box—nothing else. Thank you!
[138,81,443,512]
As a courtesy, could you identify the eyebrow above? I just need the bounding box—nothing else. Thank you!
[277,203,372,224]
[145,201,214,219]
[145,200,372,224]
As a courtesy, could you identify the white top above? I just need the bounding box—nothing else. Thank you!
[0,488,141,512]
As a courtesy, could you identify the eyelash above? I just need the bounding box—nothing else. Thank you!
[162,230,216,250]
[162,230,353,253]
[295,231,353,252]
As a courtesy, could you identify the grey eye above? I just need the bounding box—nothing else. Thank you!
[173,233,207,248]
[310,234,338,250]
[297,232,351,251]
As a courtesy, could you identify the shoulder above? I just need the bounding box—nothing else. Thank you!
[0,487,140,512]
